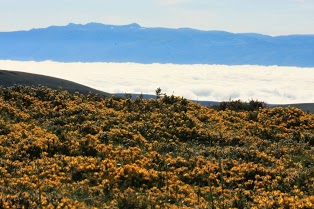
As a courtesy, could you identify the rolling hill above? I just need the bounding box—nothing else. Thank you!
[0,69,111,97]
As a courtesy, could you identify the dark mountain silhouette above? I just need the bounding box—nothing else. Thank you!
[0,69,111,97]
[0,23,313,67]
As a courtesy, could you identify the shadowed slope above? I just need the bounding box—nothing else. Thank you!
[277,103,314,114]
[0,70,111,97]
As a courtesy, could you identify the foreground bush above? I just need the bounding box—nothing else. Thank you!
[212,99,266,112]
[0,86,313,208]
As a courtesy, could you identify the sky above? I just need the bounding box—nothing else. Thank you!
[0,0,314,35]
[1,60,313,104]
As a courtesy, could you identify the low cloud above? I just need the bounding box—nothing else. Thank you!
[1,60,313,104]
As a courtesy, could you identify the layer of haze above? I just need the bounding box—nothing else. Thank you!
[1,0,314,35]
[1,60,313,104]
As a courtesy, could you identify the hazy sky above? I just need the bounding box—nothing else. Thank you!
[1,0,313,35]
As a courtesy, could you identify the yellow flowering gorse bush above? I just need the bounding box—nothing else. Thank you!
[0,85,313,208]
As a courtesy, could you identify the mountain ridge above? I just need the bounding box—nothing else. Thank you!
[24,23,313,36]
[0,23,313,67]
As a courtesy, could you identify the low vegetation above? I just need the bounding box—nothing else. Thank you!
[212,99,266,112]
[0,85,313,208]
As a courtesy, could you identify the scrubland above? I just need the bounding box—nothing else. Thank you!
[0,86,313,208]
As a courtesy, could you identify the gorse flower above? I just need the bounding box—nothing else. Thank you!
[0,85,313,208]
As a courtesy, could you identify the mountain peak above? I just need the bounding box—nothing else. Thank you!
[64,22,141,30]
[126,23,141,28]
[65,22,107,29]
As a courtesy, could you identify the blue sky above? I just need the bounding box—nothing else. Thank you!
[1,0,313,35]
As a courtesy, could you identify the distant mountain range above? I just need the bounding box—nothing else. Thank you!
[0,23,313,67]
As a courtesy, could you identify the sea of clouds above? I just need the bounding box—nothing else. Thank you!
[0,60,313,104]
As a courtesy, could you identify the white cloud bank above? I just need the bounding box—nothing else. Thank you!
[0,60,313,104]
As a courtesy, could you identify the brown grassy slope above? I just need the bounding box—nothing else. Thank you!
[0,69,111,97]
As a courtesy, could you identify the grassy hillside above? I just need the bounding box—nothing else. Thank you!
[0,69,111,97]
[0,86,313,208]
